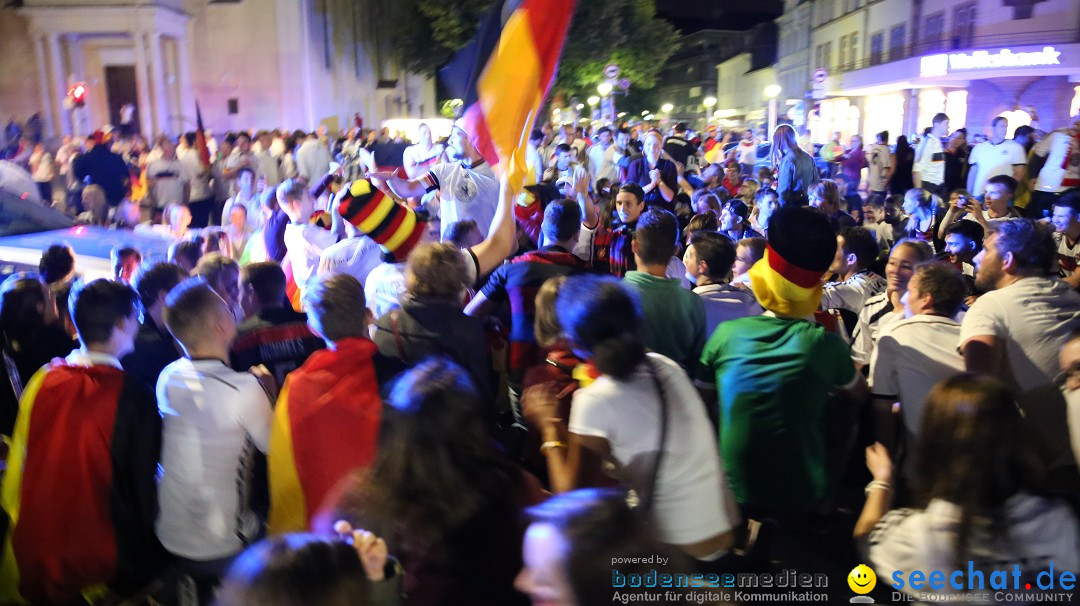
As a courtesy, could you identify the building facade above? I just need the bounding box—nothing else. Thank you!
[774,0,814,128]
[707,22,781,133]
[0,0,434,141]
[775,0,1080,144]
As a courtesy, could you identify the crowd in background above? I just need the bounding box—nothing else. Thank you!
[0,106,1079,606]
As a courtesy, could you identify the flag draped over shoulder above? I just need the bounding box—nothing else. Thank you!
[439,0,576,185]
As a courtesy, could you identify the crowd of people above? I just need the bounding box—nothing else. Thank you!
[0,106,1079,606]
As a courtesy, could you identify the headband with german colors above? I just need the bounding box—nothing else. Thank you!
[336,179,426,263]
[747,244,826,318]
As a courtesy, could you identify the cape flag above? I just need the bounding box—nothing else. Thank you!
[439,0,576,185]
[268,338,383,534]
[194,102,211,169]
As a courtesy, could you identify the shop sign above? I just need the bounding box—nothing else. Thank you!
[920,46,1062,77]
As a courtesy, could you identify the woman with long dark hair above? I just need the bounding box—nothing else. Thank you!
[889,135,916,195]
[317,358,543,606]
[855,374,1080,601]
[522,275,739,564]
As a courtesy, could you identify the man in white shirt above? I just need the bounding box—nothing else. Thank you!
[586,126,618,186]
[278,179,339,301]
[146,136,190,217]
[736,129,758,177]
[402,122,445,180]
[295,132,333,184]
[966,116,1027,197]
[1052,194,1080,285]
[377,125,500,242]
[157,278,274,581]
[821,226,887,315]
[177,131,215,227]
[866,131,892,196]
[222,132,256,197]
[254,130,282,188]
[914,113,949,200]
[683,230,760,337]
[962,218,1080,396]
[870,262,966,468]
[1028,111,1080,218]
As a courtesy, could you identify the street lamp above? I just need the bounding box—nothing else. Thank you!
[703,96,717,131]
[576,103,585,110]
[597,82,613,96]
[661,102,674,114]
[764,84,782,140]
[588,96,600,106]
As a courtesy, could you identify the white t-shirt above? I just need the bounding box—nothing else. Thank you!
[422,161,499,241]
[737,140,758,166]
[851,291,903,366]
[868,494,1080,604]
[960,276,1080,394]
[255,150,282,188]
[967,139,1026,196]
[296,139,333,183]
[146,158,191,208]
[364,247,479,320]
[30,151,55,182]
[569,353,740,546]
[914,135,945,186]
[870,314,964,447]
[821,270,887,315]
[1032,129,1079,193]
[156,359,273,560]
[178,148,213,201]
[693,283,762,338]
[317,236,384,288]
[402,143,445,179]
[587,143,618,184]
[222,193,263,232]
[1056,231,1079,277]
[284,223,338,295]
[866,143,891,192]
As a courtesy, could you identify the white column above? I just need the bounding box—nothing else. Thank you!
[176,32,194,132]
[65,35,89,137]
[147,32,169,135]
[132,31,153,136]
[32,34,57,138]
[46,33,71,136]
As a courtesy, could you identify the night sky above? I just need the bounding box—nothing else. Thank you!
[656,0,783,33]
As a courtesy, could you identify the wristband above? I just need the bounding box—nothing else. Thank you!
[865,480,893,496]
[540,441,567,455]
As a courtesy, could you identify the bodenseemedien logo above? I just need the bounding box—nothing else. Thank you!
[848,564,876,603]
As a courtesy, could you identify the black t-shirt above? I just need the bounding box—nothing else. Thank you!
[663,135,696,166]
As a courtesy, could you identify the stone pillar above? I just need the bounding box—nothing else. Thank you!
[176,32,194,132]
[65,34,89,137]
[46,33,71,136]
[132,31,153,136]
[903,88,919,139]
[32,34,57,138]
[147,32,169,135]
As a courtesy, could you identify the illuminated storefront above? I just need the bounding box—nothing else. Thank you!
[816,43,1080,144]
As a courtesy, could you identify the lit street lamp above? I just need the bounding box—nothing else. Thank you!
[703,96,717,131]
[588,96,600,106]
[576,103,585,110]
[661,102,674,114]
[597,82,613,96]
[764,84,782,140]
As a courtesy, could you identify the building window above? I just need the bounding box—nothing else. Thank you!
[823,41,832,71]
[923,12,945,53]
[870,32,884,65]
[952,3,976,49]
[839,35,848,70]
[850,31,858,68]
[815,44,823,70]
[889,24,906,61]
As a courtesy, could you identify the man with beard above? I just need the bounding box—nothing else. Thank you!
[378,124,499,242]
[962,219,1080,396]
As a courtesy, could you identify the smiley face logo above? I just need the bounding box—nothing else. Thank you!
[848,564,876,594]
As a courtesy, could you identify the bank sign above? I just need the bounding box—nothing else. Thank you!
[920,46,1062,77]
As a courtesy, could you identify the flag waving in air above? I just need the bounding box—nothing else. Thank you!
[440,0,576,185]
[194,102,212,169]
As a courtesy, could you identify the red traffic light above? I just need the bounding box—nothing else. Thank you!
[67,83,86,107]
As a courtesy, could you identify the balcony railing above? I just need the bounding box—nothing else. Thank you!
[830,29,1079,74]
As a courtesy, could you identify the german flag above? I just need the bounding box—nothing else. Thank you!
[440,0,576,185]
[268,338,384,534]
[0,361,162,605]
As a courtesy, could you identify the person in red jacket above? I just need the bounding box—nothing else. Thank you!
[268,273,404,533]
